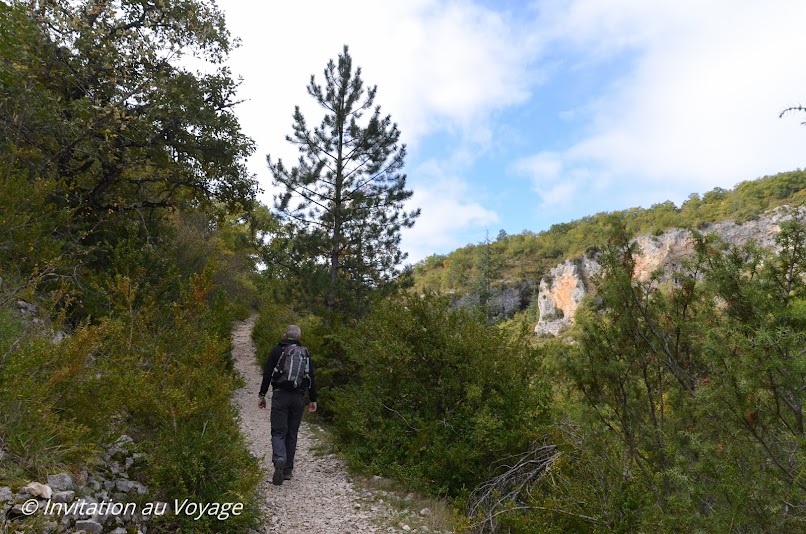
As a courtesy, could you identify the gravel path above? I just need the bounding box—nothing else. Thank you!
[231,316,402,534]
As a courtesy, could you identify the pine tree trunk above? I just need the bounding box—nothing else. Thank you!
[328,93,346,312]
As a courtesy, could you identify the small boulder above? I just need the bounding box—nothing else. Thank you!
[21,481,52,499]
[75,519,103,533]
[51,330,67,344]
[70,496,98,519]
[47,473,74,491]
[0,486,13,503]
[52,490,75,504]
[16,300,37,315]
[116,479,147,495]
[107,435,135,460]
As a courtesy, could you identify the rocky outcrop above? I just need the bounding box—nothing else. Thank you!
[1,435,152,533]
[535,256,600,336]
[535,206,805,336]
[14,299,67,344]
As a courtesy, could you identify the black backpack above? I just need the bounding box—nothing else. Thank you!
[271,344,310,391]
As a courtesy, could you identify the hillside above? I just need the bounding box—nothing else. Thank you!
[412,170,806,321]
[535,204,805,335]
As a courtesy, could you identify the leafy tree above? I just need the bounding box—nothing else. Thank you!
[0,0,256,226]
[268,45,419,315]
[0,0,258,317]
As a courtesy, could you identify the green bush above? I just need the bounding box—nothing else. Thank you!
[330,293,550,497]
[0,274,262,532]
[516,220,806,533]
[0,307,93,482]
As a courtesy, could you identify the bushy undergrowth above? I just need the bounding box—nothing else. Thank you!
[332,295,549,497]
[0,274,261,532]
[499,219,806,533]
[0,307,93,482]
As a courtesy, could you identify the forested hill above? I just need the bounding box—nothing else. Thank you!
[412,170,806,317]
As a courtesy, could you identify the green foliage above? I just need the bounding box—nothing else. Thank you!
[0,172,70,305]
[0,0,256,220]
[473,233,504,321]
[329,293,549,497]
[0,308,93,482]
[267,45,419,317]
[518,218,806,532]
[0,0,258,318]
[0,276,261,532]
[0,2,265,530]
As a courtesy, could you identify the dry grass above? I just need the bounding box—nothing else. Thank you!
[355,473,457,533]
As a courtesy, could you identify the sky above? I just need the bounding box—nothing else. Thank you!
[210,0,806,264]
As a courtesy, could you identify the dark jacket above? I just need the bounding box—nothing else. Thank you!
[259,338,317,402]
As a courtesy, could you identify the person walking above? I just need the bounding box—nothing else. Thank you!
[258,324,318,486]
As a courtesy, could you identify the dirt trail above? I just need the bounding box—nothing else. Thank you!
[230,316,401,533]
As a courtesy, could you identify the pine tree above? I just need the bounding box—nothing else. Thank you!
[268,45,419,314]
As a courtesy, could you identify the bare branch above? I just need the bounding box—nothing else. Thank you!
[467,443,567,533]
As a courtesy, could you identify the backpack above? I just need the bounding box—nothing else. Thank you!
[271,344,310,391]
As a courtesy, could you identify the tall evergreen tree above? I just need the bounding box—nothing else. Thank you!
[268,45,419,314]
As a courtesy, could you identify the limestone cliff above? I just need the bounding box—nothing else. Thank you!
[534,206,805,336]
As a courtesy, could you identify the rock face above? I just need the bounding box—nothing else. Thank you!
[535,206,805,336]
[535,256,600,336]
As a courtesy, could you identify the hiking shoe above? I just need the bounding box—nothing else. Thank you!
[283,471,293,481]
[272,459,286,486]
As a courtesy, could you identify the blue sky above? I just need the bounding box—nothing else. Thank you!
[212,0,806,263]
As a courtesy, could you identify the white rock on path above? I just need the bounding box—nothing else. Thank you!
[21,481,52,499]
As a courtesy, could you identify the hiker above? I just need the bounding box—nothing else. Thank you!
[258,324,318,486]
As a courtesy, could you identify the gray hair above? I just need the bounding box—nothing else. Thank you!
[285,324,301,339]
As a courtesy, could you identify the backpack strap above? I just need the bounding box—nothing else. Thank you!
[272,344,292,379]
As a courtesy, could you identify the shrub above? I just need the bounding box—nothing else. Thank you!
[330,293,550,497]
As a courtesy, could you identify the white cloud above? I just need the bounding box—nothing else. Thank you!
[211,1,806,260]
[401,160,499,263]
[213,0,537,257]
[216,0,540,177]
[523,0,806,204]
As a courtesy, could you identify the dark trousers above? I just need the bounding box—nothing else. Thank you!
[270,388,305,473]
